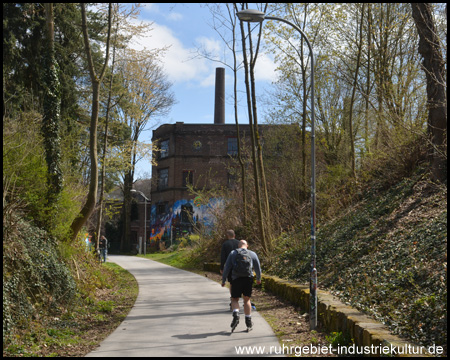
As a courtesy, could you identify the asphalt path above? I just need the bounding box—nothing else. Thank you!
[86,255,282,357]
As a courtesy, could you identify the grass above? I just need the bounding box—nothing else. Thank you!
[139,249,198,270]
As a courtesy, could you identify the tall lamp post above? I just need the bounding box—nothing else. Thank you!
[236,9,317,330]
[131,189,149,256]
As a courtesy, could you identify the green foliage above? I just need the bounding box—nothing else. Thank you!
[3,254,138,357]
[48,184,87,241]
[144,242,205,271]
[3,112,48,221]
[3,213,77,341]
[326,331,353,348]
[3,111,84,242]
[96,300,115,313]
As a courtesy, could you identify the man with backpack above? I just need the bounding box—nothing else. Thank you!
[221,240,261,332]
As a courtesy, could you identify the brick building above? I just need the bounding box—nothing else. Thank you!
[150,121,259,247]
[149,68,296,247]
[103,179,151,253]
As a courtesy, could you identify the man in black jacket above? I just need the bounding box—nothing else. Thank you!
[99,235,108,263]
[220,230,239,309]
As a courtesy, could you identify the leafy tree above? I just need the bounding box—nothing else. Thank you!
[114,48,175,251]
[94,3,153,249]
[3,3,87,239]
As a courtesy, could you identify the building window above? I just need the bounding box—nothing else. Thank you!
[182,170,193,188]
[180,203,194,224]
[227,137,238,156]
[157,202,167,216]
[160,139,169,159]
[158,168,168,190]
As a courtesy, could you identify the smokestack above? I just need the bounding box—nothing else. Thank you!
[214,67,225,124]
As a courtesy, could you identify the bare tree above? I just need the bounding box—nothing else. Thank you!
[347,4,365,178]
[411,3,447,182]
[236,3,271,254]
[201,3,249,224]
[70,4,112,242]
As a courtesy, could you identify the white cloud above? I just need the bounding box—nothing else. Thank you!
[195,36,222,56]
[141,3,183,22]
[128,6,278,90]
[130,21,211,85]
[254,53,278,83]
[166,12,183,21]
[142,3,159,14]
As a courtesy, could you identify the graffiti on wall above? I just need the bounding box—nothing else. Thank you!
[150,197,223,247]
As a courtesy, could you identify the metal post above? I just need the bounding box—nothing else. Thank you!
[144,196,147,256]
[265,14,317,331]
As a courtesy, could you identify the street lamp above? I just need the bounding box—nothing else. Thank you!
[236,9,317,330]
[131,189,150,256]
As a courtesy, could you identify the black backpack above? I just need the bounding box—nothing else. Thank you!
[233,248,253,277]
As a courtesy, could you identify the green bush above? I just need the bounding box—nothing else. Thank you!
[326,331,353,348]
[3,111,48,226]
[3,213,77,341]
[3,111,85,243]
[96,300,114,313]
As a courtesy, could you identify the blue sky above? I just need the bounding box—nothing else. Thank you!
[127,3,278,177]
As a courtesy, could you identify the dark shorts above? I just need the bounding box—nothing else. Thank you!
[231,277,254,298]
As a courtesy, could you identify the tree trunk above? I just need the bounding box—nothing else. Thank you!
[348,4,365,178]
[364,4,372,154]
[249,47,272,249]
[121,171,133,252]
[229,5,247,224]
[233,61,247,225]
[238,16,267,254]
[95,7,119,249]
[42,3,62,222]
[70,80,100,241]
[411,3,447,182]
[70,4,111,242]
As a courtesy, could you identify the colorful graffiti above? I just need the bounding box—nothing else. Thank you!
[150,198,222,247]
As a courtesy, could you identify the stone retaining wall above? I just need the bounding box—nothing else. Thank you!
[204,262,431,357]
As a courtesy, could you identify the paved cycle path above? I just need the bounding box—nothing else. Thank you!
[86,255,282,357]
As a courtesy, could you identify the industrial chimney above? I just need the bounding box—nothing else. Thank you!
[214,67,225,124]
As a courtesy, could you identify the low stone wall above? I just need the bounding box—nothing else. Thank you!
[203,262,221,273]
[204,262,431,357]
